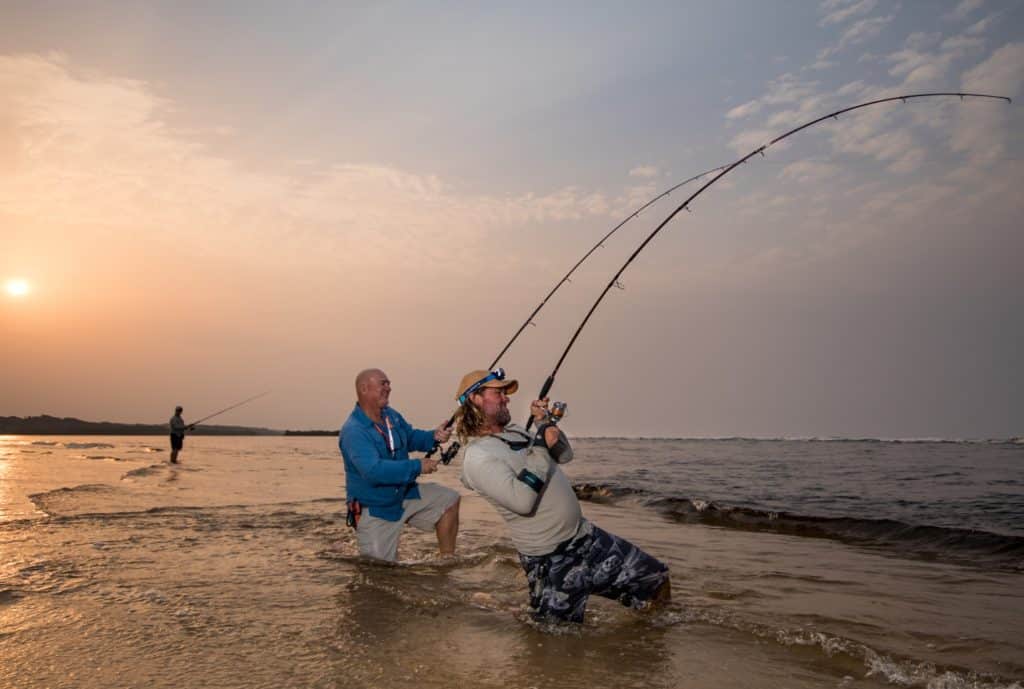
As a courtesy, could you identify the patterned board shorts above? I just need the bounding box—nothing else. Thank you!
[519,520,670,623]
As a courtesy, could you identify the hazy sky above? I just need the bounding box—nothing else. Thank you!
[1,1,1022,438]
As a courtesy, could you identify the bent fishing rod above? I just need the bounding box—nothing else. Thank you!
[488,162,732,367]
[190,391,271,428]
[424,163,732,462]
[524,91,1012,430]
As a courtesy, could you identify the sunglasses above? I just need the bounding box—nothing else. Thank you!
[458,368,506,405]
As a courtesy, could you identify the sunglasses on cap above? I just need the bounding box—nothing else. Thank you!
[458,368,507,406]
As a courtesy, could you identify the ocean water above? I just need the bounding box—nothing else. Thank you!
[1,434,1021,689]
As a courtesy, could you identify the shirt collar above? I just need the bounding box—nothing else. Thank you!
[352,402,391,427]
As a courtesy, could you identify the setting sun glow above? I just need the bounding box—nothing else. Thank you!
[4,279,31,297]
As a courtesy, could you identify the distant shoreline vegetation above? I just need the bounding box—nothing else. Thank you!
[0,415,282,436]
[0,417,1015,443]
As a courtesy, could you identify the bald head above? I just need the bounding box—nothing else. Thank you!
[355,368,384,393]
[355,368,391,417]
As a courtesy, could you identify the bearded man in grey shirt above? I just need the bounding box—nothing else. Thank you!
[454,369,670,623]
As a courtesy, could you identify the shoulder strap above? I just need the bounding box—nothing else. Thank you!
[487,428,546,452]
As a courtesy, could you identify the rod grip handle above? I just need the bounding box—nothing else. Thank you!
[425,413,457,458]
[525,376,555,431]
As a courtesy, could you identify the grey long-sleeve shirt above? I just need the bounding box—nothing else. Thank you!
[461,424,581,556]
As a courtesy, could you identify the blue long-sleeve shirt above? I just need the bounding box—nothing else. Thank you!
[339,403,436,521]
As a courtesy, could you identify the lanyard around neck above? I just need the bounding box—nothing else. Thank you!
[373,413,395,457]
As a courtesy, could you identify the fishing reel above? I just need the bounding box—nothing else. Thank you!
[440,441,461,465]
[541,401,567,425]
[425,439,460,464]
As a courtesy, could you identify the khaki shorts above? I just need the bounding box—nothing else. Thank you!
[356,483,459,561]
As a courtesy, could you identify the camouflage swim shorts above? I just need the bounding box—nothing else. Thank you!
[519,520,670,623]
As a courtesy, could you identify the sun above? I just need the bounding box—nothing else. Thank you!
[4,279,31,298]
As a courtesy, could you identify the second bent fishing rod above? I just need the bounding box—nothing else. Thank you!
[523,91,1011,430]
[423,164,733,463]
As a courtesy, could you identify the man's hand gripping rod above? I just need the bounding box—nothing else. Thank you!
[426,416,460,465]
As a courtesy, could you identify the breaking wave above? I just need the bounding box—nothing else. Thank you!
[121,464,167,480]
[573,484,1024,571]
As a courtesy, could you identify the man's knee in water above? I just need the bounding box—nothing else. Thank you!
[436,495,460,556]
[441,497,461,527]
[436,495,461,525]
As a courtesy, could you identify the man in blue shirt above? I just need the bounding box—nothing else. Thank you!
[339,368,459,561]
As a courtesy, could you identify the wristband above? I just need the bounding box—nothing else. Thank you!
[516,468,545,493]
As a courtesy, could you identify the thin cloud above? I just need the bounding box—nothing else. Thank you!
[966,14,999,35]
[819,0,878,27]
[726,99,762,120]
[766,109,803,129]
[726,75,820,121]
[942,35,987,52]
[837,80,869,97]
[904,32,943,51]
[840,15,895,50]
[819,0,851,12]
[779,160,842,184]
[885,28,988,87]
[819,14,895,60]
[944,0,985,22]
[728,128,777,154]
[628,165,659,178]
[886,146,927,174]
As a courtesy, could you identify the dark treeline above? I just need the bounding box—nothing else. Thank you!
[0,415,280,436]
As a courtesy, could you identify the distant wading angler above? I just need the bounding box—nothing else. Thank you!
[168,406,194,464]
[454,369,670,623]
[339,368,460,561]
